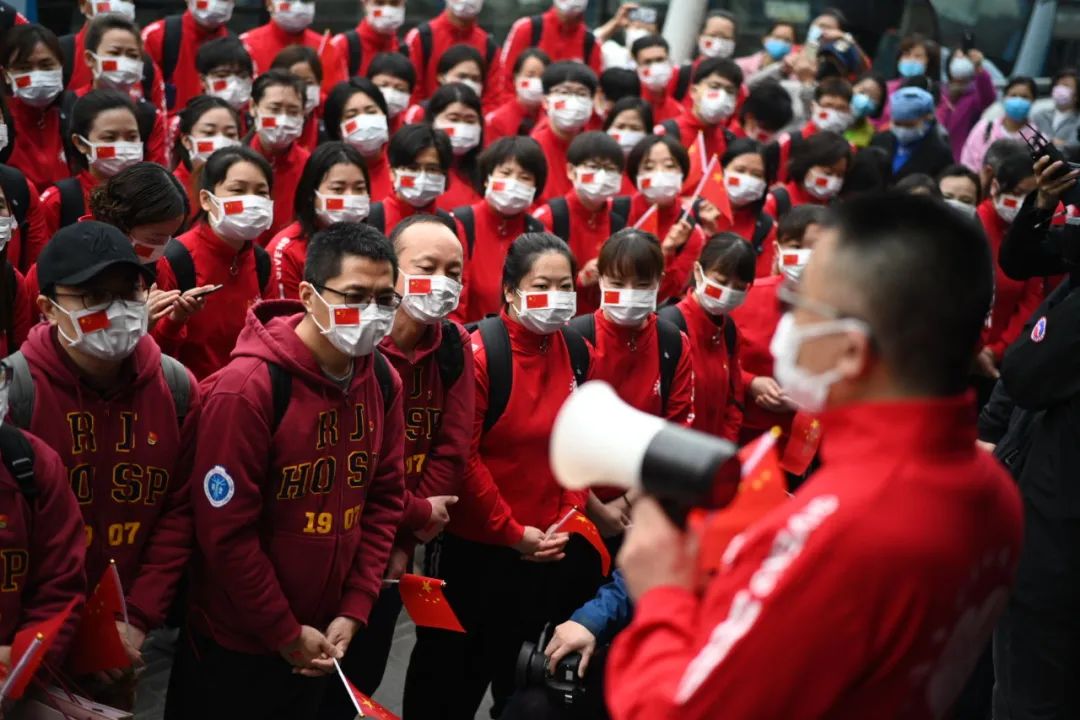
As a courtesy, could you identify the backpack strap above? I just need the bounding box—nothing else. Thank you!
[559,326,591,388]
[548,197,570,244]
[5,350,33,430]
[418,23,434,74]
[568,313,596,343]
[453,205,476,257]
[266,361,292,433]
[477,315,512,432]
[655,317,682,416]
[435,319,465,389]
[59,33,75,87]
[159,354,191,427]
[769,185,792,219]
[56,177,85,231]
[162,14,184,110]
[658,118,681,142]
[0,164,29,239]
[135,100,157,160]
[140,52,156,104]
[657,303,687,334]
[345,29,362,77]
[367,202,386,234]
[523,215,544,233]
[0,424,35,501]
[673,64,693,101]
[254,244,271,294]
[722,317,742,411]
[485,36,497,68]
[529,15,543,47]
[373,350,393,411]
[583,30,596,65]
[750,212,774,255]
[610,195,631,233]
[164,239,197,292]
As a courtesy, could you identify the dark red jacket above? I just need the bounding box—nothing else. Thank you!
[404,11,505,111]
[626,193,705,303]
[530,123,574,205]
[454,199,534,323]
[188,302,405,654]
[143,10,229,117]
[0,264,31,357]
[249,135,310,244]
[500,8,602,100]
[484,99,540,146]
[6,97,68,192]
[675,291,743,441]
[534,191,619,315]
[3,167,47,273]
[330,19,400,78]
[977,199,1043,361]
[240,22,347,97]
[18,324,197,632]
[670,106,730,165]
[371,194,439,236]
[449,311,590,547]
[647,89,684,126]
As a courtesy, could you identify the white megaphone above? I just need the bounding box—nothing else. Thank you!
[550,382,740,516]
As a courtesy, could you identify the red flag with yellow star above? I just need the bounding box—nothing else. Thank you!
[398,574,465,632]
[567,510,612,575]
[3,596,79,699]
[682,131,707,193]
[335,660,399,719]
[695,156,733,223]
[67,564,131,675]
[633,203,660,236]
[780,412,823,476]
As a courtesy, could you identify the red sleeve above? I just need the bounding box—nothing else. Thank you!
[754,223,777,278]
[318,41,348,96]
[125,368,200,632]
[498,18,532,99]
[150,258,189,356]
[268,237,305,300]
[721,325,745,442]
[33,187,62,267]
[659,228,704,303]
[666,332,695,426]
[403,28,426,103]
[339,368,406,624]
[586,28,603,78]
[142,21,164,65]
[990,278,1044,361]
[18,178,47,274]
[145,106,168,166]
[481,39,507,112]
[11,268,31,351]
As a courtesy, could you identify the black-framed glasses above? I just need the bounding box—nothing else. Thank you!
[315,283,401,310]
[53,287,149,310]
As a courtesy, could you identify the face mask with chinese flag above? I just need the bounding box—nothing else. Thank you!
[208,194,274,242]
[516,290,576,334]
[316,191,370,224]
[600,285,656,327]
[778,248,812,283]
[50,299,147,361]
[187,134,239,165]
[311,291,395,357]
[694,264,746,316]
[401,274,462,324]
[395,170,445,208]
[803,168,843,200]
[256,112,303,150]
[994,192,1023,224]
[486,176,535,215]
[79,136,143,178]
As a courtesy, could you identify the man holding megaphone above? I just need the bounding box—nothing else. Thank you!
[552,193,1024,719]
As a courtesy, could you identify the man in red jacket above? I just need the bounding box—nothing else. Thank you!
[143,0,232,117]
[630,35,683,125]
[500,0,602,99]
[667,57,742,163]
[607,193,1024,718]
[330,0,404,78]
[241,0,347,96]
[168,222,405,720]
[531,61,600,205]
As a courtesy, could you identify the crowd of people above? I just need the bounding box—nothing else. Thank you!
[0,0,1076,718]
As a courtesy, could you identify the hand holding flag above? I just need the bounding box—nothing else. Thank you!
[334,659,399,718]
[693,156,733,224]
[565,509,612,575]
[781,412,823,475]
[0,597,79,701]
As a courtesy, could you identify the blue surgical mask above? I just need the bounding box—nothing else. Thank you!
[1003,96,1032,122]
[892,122,927,145]
[898,59,926,78]
[851,92,877,119]
[764,37,792,60]
[807,24,823,44]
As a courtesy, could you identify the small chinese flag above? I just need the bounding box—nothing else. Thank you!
[196,139,216,154]
[603,289,621,305]
[441,125,456,136]
[490,179,507,192]
[579,171,595,185]
[344,118,359,134]
[261,115,278,128]
[336,662,399,719]
[702,282,724,300]
[640,176,653,189]
[780,412,823,476]
[398,574,464,632]
[399,174,416,188]
[633,203,659,236]
[325,197,345,210]
[697,156,733,223]
[554,99,567,111]
[525,293,549,310]
[96,145,117,159]
[5,597,79,699]
[14,75,31,88]
[280,2,292,10]
[372,6,384,16]
[94,2,113,12]
[518,79,530,89]
[408,277,432,294]
[333,307,361,325]
[683,131,707,192]
[223,199,245,215]
[102,59,118,72]
[196,0,209,8]
[77,310,110,334]
[567,510,612,575]
[133,243,158,259]
[211,78,227,91]
[68,565,130,676]
[1003,196,1019,209]
[813,174,829,188]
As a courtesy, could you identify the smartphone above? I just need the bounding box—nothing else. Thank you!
[629,6,656,24]
[188,284,224,299]
[961,31,975,53]
[1021,124,1080,205]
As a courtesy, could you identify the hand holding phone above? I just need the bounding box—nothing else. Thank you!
[187,284,224,299]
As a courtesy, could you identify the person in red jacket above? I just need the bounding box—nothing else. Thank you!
[322,77,392,200]
[366,50,415,134]
[240,0,347,96]
[168,222,405,720]
[608,192,1023,720]
[500,0,602,99]
[330,0,404,79]
[763,130,850,221]
[171,95,241,221]
[405,231,601,719]
[455,135,546,322]
[532,61,599,205]
[142,0,232,117]
[195,36,255,126]
[271,45,324,154]
[630,35,683,125]
[400,43,486,125]
[485,48,549,145]
[0,134,49,273]
[152,145,272,379]
[427,83,484,211]
[604,97,653,195]
[0,204,30,357]
[267,142,370,301]
[18,221,197,691]
[665,57,742,164]
[368,123,455,236]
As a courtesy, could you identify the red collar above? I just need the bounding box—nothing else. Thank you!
[597,308,656,345]
[502,307,557,355]
[193,220,254,265]
[266,19,311,47]
[476,198,526,237]
[385,193,435,217]
[250,134,303,168]
[566,190,609,224]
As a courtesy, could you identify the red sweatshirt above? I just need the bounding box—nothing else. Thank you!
[500,8,602,99]
[606,396,1023,720]
[712,203,776,278]
[0,264,31,357]
[534,191,619,315]
[240,21,347,96]
[5,169,47,273]
[265,221,309,301]
[0,428,85,662]
[249,134,310,243]
[530,123,574,205]
[977,199,1043,361]
[67,26,167,113]
[152,222,269,379]
[762,179,828,219]
[7,97,68,192]
[670,107,730,163]
[329,18,400,78]
[484,100,540,146]
[403,11,505,111]
[454,199,533,323]
[379,320,474,540]
[365,150,392,201]
[188,302,404,653]
[675,291,743,441]
[435,167,481,213]
[627,194,705,303]
[448,311,589,546]
[72,84,167,166]
[19,325,198,632]
[38,171,99,246]
[143,10,230,116]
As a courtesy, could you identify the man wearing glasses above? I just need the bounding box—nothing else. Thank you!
[169,222,405,720]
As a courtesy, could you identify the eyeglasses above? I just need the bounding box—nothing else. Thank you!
[53,287,149,310]
[315,283,402,310]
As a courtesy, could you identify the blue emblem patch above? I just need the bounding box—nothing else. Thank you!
[1031,316,1047,343]
[204,465,235,508]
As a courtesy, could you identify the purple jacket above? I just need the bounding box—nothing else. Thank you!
[937,70,996,161]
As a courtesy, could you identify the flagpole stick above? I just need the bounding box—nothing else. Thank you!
[544,507,578,540]
[742,428,782,478]
[0,633,42,703]
[333,658,365,717]
[317,29,331,56]
[381,579,400,586]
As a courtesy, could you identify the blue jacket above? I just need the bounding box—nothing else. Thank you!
[569,570,632,644]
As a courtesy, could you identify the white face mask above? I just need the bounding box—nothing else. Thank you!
[812,104,854,134]
[452,78,483,98]
[486,176,535,215]
[379,87,410,118]
[638,171,683,204]
[804,169,843,200]
[8,69,63,108]
[944,197,977,219]
[208,194,274,242]
[190,0,235,27]
[516,290,576,334]
[516,76,544,106]
[608,128,645,156]
[446,0,483,19]
[305,85,320,114]
[574,168,621,205]
[316,191,370,224]
[396,170,446,208]
[272,0,315,33]
[600,285,656,327]
[90,0,135,20]
[698,88,736,124]
[131,237,168,264]
[699,36,735,59]
[778,248,812,283]
[994,193,1023,224]
[341,114,389,156]
[92,54,144,91]
[726,172,766,207]
[208,75,251,110]
[0,216,15,254]
[312,293,395,357]
[553,0,588,16]
[695,267,746,315]
[770,312,868,412]
[548,94,592,133]
[435,121,481,155]
[187,134,239,165]
[368,4,405,33]
[52,299,147,361]
[78,136,143,178]
[256,113,303,150]
[401,274,462,323]
[639,61,673,93]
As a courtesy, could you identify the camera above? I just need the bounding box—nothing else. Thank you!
[1021,123,1080,206]
[516,625,594,708]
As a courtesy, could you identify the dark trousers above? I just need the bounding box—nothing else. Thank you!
[403,533,602,720]
[993,502,1080,719]
[164,629,328,720]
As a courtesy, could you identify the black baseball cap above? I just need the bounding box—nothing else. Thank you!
[37,221,154,295]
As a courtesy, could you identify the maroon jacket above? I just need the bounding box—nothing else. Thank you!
[19,324,197,633]
[188,301,405,654]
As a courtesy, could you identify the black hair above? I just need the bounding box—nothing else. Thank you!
[817,7,848,29]
[599,67,640,102]
[90,162,189,234]
[436,43,486,83]
[0,23,62,71]
[815,76,853,103]
[295,142,370,238]
[630,34,669,61]
[426,82,484,190]
[778,204,829,242]
[898,33,941,81]
[995,152,1035,194]
[84,13,141,54]
[271,44,323,84]
[1004,75,1037,98]
[305,222,398,286]
[251,68,305,109]
[937,163,983,203]
[826,192,994,395]
[566,130,624,171]
[324,78,388,140]
[388,213,456,251]
[698,232,756,283]
[199,144,273,194]
[70,89,139,171]
[502,232,578,294]
[195,36,253,76]
[841,145,890,197]
[603,96,654,133]
[854,72,887,119]
[478,136,547,196]
[626,134,689,185]
[788,130,851,184]
[513,47,551,76]
[740,80,793,132]
[388,123,453,173]
[367,51,416,90]
[983,139,1028,174]
[693,57,742,87]
[173,94,240,170]
[598,227,664,283]
[722,137,772,202]
[542,61,598,95]
[893,173,942,198]
[704,9,737,30]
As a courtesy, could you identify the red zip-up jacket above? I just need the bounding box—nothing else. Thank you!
[404,11,505,111]
[153,221,270,380]
[0,264,32,359]
[188,302,405,653]
[72,84,167,166]
[364,150,392,201]
[2,166,46,273]
[249,135,310,244]
[371,194,440,236]
[66,26,167,114]
[675,291,743,441]
[669,107,730,167]
[534,191,619,315]
[646,89,684,126]
[38,171,99,247]
[435,167,481,213]
[500,8,602,100]
[7,97,68,192]
[18,325,198,632]
[379,320,474,540]
[711,202,777,278]
[449,311,589,546]
[265,221,309,301]
[627,194,705,303]
[606,396,1023,719]
[173,162,199,224]
[977,199,1043,361]
[484,99,540,146]
[329,18,400,78]
[240,21,347,97]
[143,10,229,117]
[530,123,574,205]
[454,199,533,323]
[762,179,828,220]
[0,428,85,663]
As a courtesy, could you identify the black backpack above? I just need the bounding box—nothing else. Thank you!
[451,205,544,257]
[528,14,596,64]
[545,196,630,247]
[344,29,364,77]
[0,163,30,246]
[569,313,683,415]
[265,351,394,433]
[365,203,455,235]
[417,23,497,77]
[163,239,271,295]
[768,185,792,220]
[0,424,37,502]
[55,177,85,231]
[473,315,590,432]
[671,63,693,102]
[658,303,742,411]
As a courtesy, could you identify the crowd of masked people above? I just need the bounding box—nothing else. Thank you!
[0,0,1076,718]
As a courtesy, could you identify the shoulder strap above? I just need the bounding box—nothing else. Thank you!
[485,36,497,68]
[135,101,157,155]
[253,244,271,293]
[0,425,35,501]
[56,177,85,230]
[141,52,156,103]
[367,202,385,234]
[373,350,393,411]
[673,64,693,101]
[0,164,29,233]
[523,215,544,233]
[659,119,681,142]
[657,303,687,334]
[559,326,591,388]
[750,212,774,255]
[419,23,434,71]
[159,354,191,427]
[267,361,292,433]
[478,316,512,432]
[655,317,682,416]
[434,209,457,233]
[549,197,570,244]
[529,15,543,47]
[435,319,465,389]
[568,313,596,343]
[723,316,737,355]
[610,195,631,233]
[770,185,791,219]
[583,30,596,65]
[59,33,75,85]
[162,14,184,109]
[453,205,476,257]
[5,350,33,430]
[345,29,362,77]
[164,239,196,292]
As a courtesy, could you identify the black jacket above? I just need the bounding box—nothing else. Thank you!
[870,127,955,184]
